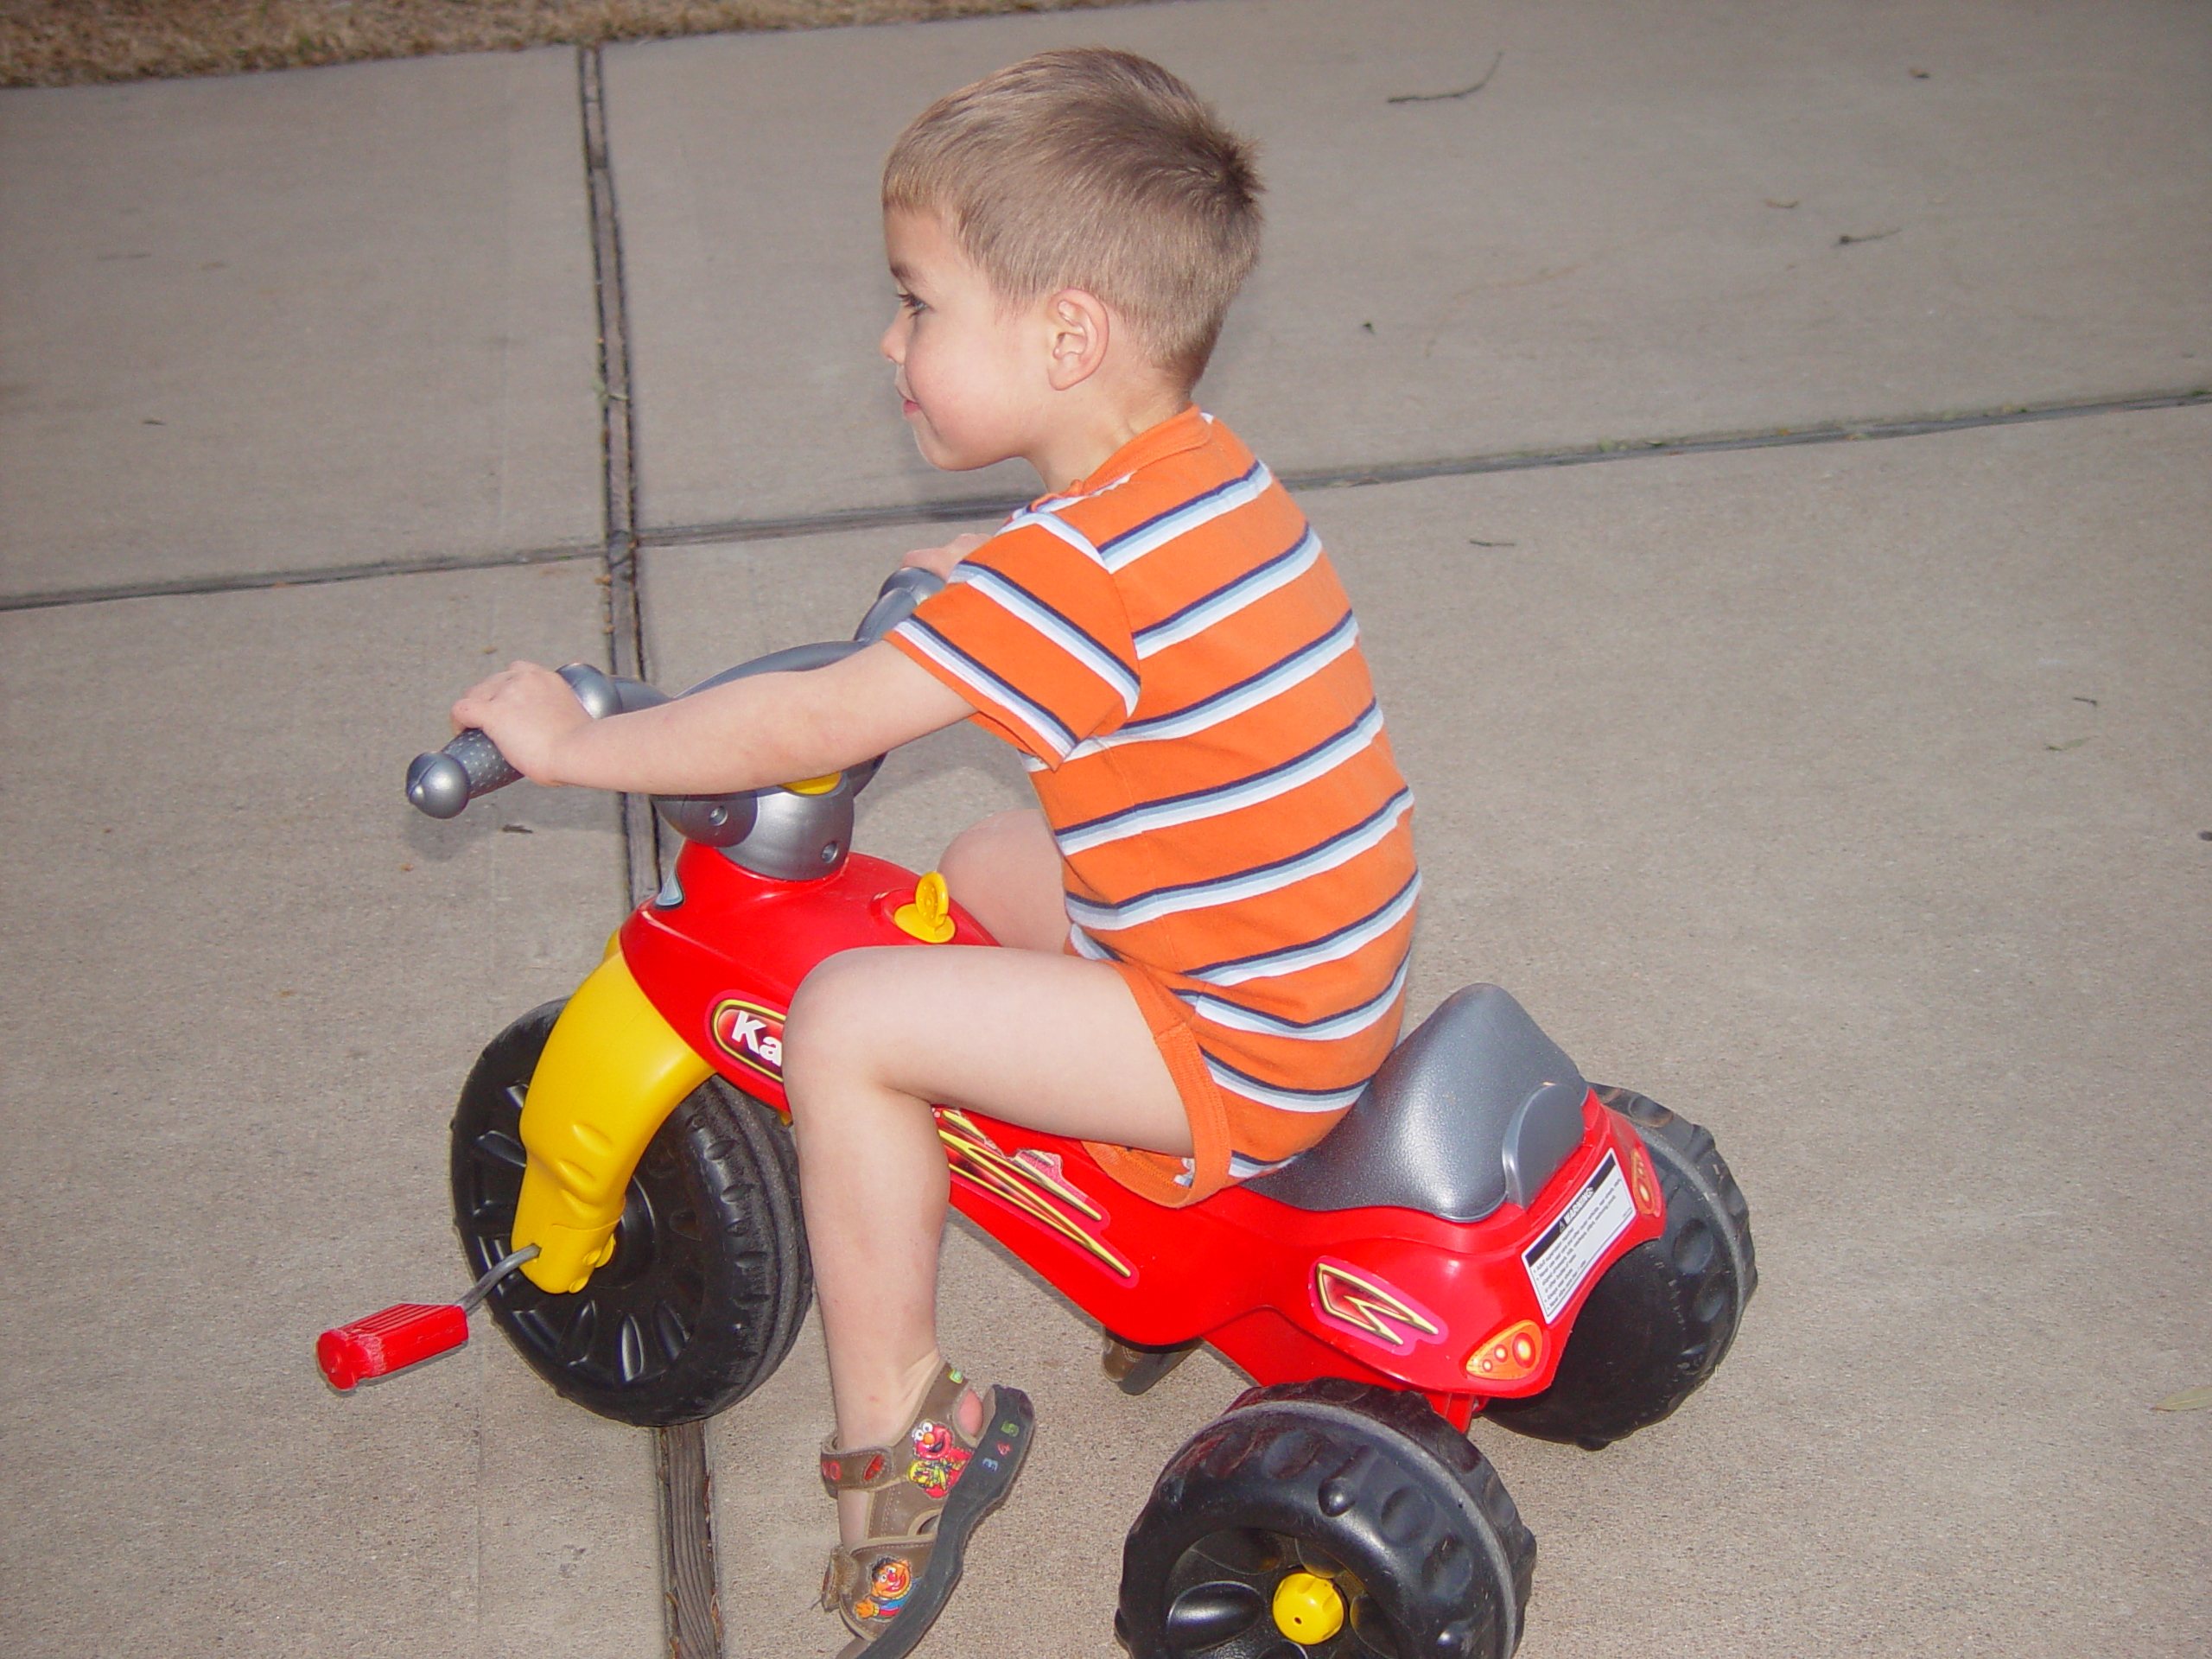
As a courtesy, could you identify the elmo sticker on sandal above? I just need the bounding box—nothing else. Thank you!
[906,1419,970,1499]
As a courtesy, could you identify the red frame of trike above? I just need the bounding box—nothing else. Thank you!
[620,838,1663,1430]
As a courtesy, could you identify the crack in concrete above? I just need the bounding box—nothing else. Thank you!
[6,389,2202,617]
[573,41,724,1659]
[639,385,2211,547]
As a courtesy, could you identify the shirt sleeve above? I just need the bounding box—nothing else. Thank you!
[885,517,1140,765]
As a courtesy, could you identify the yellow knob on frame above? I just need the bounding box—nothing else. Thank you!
[893,872,957,944]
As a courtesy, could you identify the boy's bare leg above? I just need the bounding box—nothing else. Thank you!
[937,807,1065,952]
[784,813,1191,1548]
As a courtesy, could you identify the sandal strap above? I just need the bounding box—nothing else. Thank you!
[817,1365,980,1497]
[817,1363,1009,1650]
[815,1382,1034,1659]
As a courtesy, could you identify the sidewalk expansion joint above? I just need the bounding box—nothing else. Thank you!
[6,390,2202,618]
[636,385,2210,548]
[575,41,721,1659]
[0,541,603,614]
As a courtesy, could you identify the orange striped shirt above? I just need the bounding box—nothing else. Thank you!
[888,407,1417,1202]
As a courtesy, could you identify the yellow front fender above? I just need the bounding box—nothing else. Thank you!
[512,948,711,1293]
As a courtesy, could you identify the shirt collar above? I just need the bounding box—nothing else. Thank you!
[1044,405,1210,504]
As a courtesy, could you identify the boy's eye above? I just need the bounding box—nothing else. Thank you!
[897,289,925,315]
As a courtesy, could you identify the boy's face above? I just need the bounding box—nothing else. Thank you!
[880,209,1049,475]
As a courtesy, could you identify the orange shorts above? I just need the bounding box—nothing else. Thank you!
[1083,959,1352,1210]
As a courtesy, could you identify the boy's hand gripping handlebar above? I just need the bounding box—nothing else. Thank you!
[401,566,945,821]
[332,567,952,1389]
[404,663,634,819]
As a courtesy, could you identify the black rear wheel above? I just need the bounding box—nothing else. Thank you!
[1118,1380,1535,1659]
[449,1000,811,1427]
[1483,1086,1755,1450]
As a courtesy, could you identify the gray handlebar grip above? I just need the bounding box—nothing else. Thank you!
[406,729,516,818]
[404,663,614,819]
[854,566,948,644]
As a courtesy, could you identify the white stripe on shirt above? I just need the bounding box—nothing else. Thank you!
[1177,957,1409,1042]
[1066,790,1412,931]
[1053,703,1385,856]
[1204,1053,1369,1114]
[951,565,1140,714]
[890,619,1076,760]
[1190,872,1422,989]
[1099,462,1274,573]
[1133,528,1322,659]
[1062,613,1360,762]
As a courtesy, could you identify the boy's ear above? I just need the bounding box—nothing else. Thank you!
[1042,288,1112,391]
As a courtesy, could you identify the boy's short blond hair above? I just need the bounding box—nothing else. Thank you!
[883,48,1262,389]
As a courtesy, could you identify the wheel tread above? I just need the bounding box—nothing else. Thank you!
[1483,1086,1756,1449]
[1121,1382,1534,1659]
[448,1001,811,1426]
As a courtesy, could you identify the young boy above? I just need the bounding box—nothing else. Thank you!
[454,48,1416,1657]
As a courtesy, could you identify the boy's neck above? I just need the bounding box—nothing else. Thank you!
[1030,385,1192,495]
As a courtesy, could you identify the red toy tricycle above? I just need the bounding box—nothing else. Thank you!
[332,569,1756,1659]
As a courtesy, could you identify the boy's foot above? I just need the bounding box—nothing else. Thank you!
[819,1364,1034,1659]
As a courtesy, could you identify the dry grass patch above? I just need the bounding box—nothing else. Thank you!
[0,0,1154,88]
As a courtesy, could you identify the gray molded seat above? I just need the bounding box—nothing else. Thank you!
[1242,984,1592,1223]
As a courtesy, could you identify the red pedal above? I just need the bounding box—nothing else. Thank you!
[317,1303,469,1389]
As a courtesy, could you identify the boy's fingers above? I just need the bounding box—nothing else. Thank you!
[450,662,554,731]
[899,546,957,575]
[899,531,989,576]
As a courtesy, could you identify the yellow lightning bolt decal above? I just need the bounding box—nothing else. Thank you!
[937,1109,1132,1280]
[1313,1260,1444,1347]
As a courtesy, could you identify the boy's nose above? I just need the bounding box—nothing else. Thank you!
[880,314,906,363]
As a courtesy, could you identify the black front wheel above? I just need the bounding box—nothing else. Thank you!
[1482,1085,1756,1450]
[1118,1380,1535,1659]
[449,1000,811,1427]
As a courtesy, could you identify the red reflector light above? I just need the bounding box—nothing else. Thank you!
[1464,1318,1545,1384]
[1626,1142,1660,1216]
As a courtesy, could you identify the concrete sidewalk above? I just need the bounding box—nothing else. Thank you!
[2,2,2206,1656]
[607,0,2209,526]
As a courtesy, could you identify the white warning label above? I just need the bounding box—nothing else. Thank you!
[1522,1149,1637,1322]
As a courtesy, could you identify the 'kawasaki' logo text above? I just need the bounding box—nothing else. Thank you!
[710,997,785,1081]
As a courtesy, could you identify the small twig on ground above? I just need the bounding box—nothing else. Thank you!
[1388,49,1503,105]
[1838,228,1901,246]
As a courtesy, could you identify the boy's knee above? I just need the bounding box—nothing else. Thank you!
[782,951,879,1091]
[941,810,1062,952]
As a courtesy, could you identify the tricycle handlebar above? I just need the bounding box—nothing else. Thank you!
[404,565,948,821]
[404,664,644,819]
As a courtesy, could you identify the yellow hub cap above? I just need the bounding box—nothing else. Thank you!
[1272,1570,1346,1644]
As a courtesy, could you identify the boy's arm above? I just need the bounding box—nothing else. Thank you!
[452,639,973,796]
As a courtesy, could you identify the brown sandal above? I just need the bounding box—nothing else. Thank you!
[818,1364,1034,1659]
